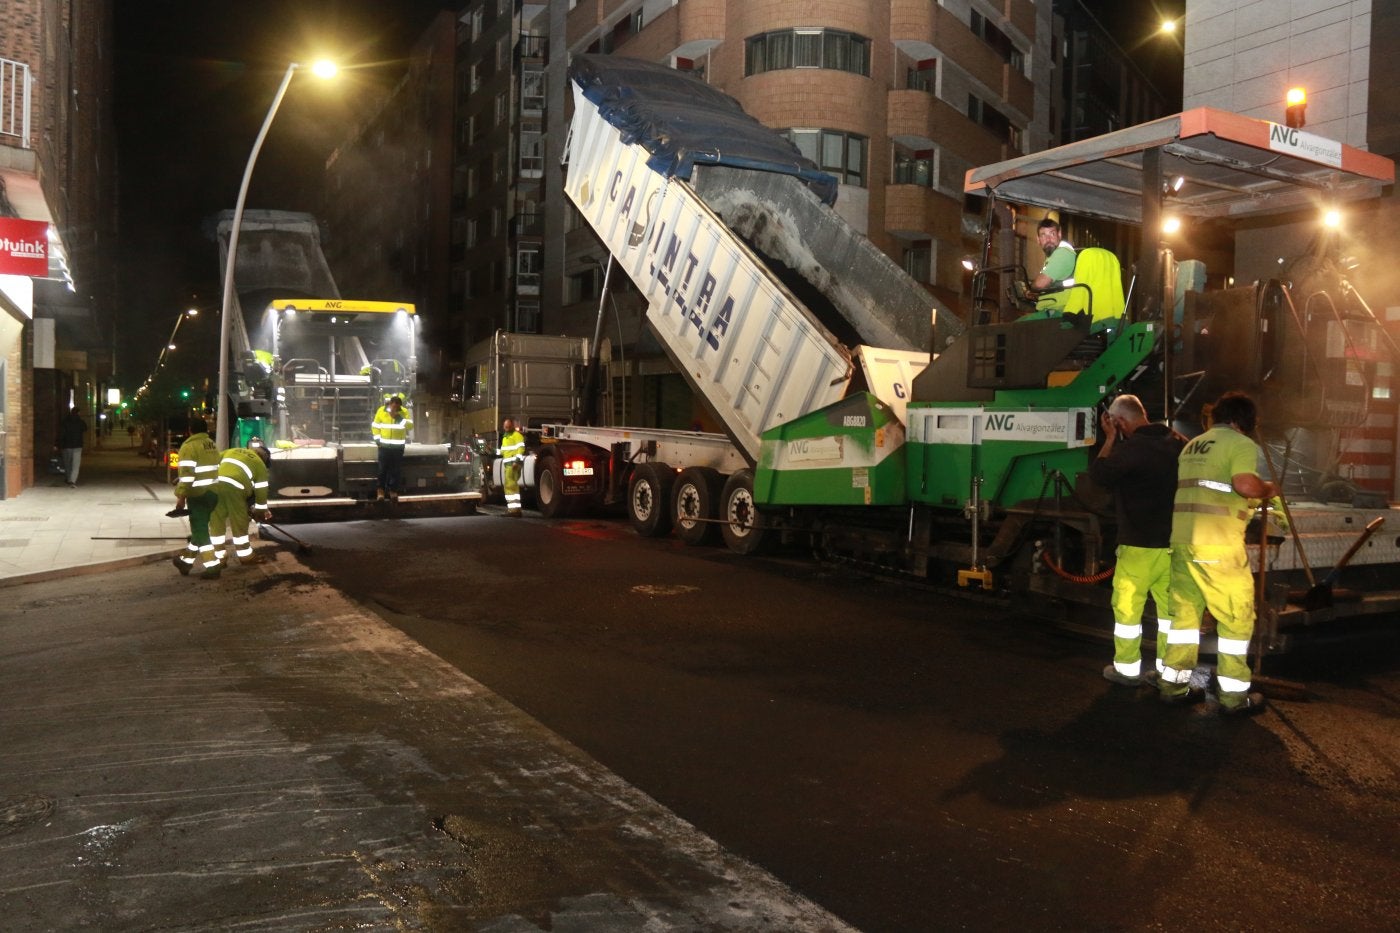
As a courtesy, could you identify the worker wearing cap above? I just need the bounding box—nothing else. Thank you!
[498,417,526,516]
[1162,392,1276,715]
[206,445,273,579]
[372,395,413,501]
[171,416,222,577]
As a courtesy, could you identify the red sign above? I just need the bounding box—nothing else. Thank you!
[0,218,49,276]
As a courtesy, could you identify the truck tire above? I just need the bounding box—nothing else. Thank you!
[628,462,673,537]
[535,457,571,519]
[720,468,769,555]
[672,466,722,546]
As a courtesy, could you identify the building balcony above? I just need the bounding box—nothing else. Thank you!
[891,4,1005,94]
[884,184,960,242]
[887,89,1005,167]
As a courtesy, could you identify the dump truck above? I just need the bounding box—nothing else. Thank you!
[215,212,482,519]
[527,56,1400,650]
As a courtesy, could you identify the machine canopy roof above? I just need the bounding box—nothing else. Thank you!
[965,108,1395,224]
[569,54,839,205]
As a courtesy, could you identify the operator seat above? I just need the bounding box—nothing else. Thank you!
[1060,247,1125,331]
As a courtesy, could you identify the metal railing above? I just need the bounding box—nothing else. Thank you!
[0,58,31,146]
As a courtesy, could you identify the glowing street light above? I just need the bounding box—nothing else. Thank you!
[1159,19,1179,35]
[215,59,337,450]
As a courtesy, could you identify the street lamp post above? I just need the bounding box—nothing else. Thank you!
[215,60,336,451]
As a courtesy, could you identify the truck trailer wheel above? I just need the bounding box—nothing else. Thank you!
[628,462,674,537]
[720,468,769,555]
[535,457,571,519]
[672,467,722,546]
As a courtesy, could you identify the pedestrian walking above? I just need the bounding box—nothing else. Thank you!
[170,417,222,577]
[1088,394,1185,687]
[206,444,273,579]
[498,417,526,516]
[371,395,412,501]
[1161,392,1276,714]
[57,407,87,487]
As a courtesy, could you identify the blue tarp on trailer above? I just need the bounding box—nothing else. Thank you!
[569,55,839,206]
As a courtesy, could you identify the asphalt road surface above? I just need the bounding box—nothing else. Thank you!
[283,507,1400,932]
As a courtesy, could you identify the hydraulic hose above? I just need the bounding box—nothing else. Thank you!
[1040,549,1115,584]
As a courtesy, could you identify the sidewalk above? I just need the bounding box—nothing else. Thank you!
[0,445,853,930]
[0,444,186,585]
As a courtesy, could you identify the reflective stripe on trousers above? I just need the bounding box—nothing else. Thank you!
[1164,545,1256,702]
[1111,545,1172,678]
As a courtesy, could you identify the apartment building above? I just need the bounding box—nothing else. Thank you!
[322,1,1058,427]
[0,0,115,497]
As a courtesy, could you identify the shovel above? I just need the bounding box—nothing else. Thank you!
[259,520,313,555]
[1300,515,1385,610]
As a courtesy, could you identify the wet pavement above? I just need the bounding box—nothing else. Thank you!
[0,447,852,930]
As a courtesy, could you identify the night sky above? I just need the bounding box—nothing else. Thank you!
[112,0,455,387]
[109,0,1182,390]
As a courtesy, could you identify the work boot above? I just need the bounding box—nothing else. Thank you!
[1102,664,1142,687]
[389,490,400,502]
[238,553,268,566]
[199,566,222,580]
[1142,670,1161,687]
[1159,687,1205,706]
[1219,692,1267,717]
[375,488,386,501]
[171,555,193,576]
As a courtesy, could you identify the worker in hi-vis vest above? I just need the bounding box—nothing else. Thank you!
[1161,392,1276,716]
[171,416,222,577]
[498,417,526,516]
[371,395,412,501]
[206,443,272,579]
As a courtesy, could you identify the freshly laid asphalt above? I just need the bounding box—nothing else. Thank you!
[0,445,853,930]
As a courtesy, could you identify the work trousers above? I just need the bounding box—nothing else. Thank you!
[209,485,255,564]
[377,444,405,493]
[503,460,522,512]
[1110,544,1171,678]
[60,447,82,484]
[176,490,220,571]
[1163,544,1257,709]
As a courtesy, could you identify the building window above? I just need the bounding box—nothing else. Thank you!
[517,246,541,295]
[673,56,706,81]
[515,299,541,334]
[470,62,482,93]
[784,128,867,187]
[469,8,483,41]
[567,267,602,304]
[968,95,1022,149]
[495,91,508,125]
[907,59,936,92]
[466,218,478,248]
[903,242,932,284]
[521,68,546,114]
[970,10,1026,74]
[745,29,871,77]
[893,147,935,187]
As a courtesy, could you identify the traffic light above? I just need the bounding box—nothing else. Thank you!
[180,387,191,400]
[1286,87,1307,129]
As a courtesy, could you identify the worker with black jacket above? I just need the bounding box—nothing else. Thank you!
[1088,394,1186,687]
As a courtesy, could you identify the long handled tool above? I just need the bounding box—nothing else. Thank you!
[1256,434,1315,587]
[1300,515,1385,610]
[259,521,312,555]
[1250,501,1311,701]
